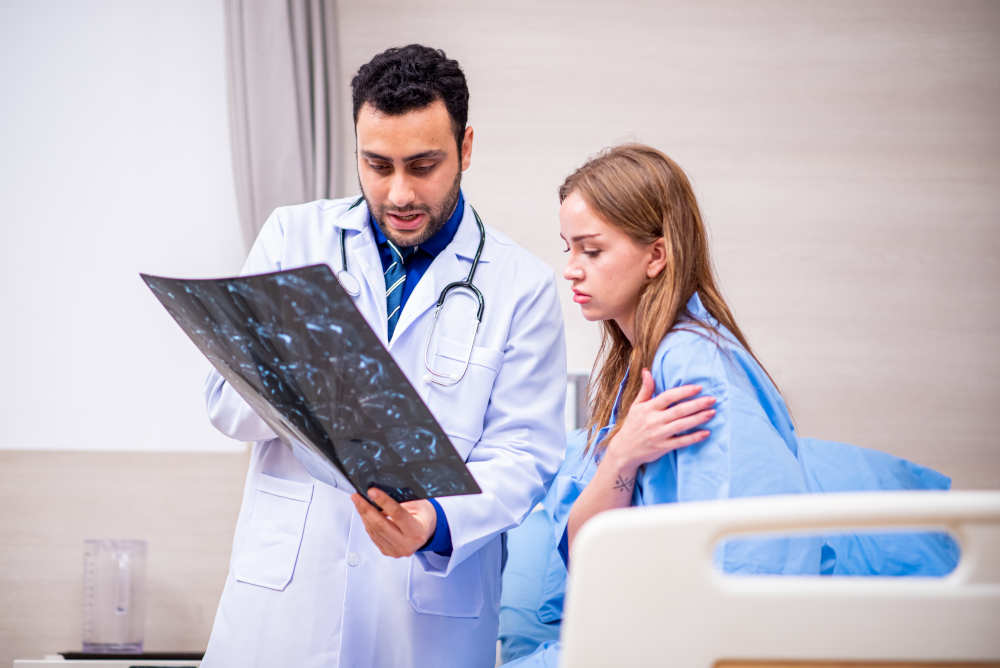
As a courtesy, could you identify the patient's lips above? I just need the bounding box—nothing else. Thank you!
[572,288,591,304]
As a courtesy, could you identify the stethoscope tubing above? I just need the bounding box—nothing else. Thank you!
[337,197,487,386]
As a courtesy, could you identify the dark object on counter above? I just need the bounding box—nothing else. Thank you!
[61,651,204,659]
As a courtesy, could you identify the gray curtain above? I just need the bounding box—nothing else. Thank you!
[224,0,342,252]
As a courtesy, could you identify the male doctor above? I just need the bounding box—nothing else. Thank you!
[201,45,567,667]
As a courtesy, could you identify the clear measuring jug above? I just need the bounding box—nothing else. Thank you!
[82,539,147,653]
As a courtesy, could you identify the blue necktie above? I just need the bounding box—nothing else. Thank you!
[384,241,416,340]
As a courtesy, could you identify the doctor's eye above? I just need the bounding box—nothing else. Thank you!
[410,160,437,174]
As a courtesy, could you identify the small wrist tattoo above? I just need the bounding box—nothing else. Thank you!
[613,474,635,493]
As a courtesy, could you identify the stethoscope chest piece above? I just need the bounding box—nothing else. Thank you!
[336,269,361,297]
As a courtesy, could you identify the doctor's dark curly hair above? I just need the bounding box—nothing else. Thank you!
[351,44,469,154]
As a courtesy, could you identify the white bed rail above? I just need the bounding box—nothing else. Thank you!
[562,491,1000,667]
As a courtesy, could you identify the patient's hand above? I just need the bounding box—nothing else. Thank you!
[351,489,437,558]
[605,368,715,472]
[567,369,714,550]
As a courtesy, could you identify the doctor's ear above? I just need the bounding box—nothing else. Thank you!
[461,126,474,172]
[646,237,668,279]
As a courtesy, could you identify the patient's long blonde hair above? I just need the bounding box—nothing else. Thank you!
[559,144,774,455]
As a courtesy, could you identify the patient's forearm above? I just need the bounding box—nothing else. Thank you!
[567,449,638,551]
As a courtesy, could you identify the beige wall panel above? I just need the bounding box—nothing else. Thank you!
[0,451,249,666]
[337,0,1000,489]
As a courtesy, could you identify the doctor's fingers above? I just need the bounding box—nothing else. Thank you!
[369,490,422,532]
[353,495,404,541]
[360,491,429,556]
[357,509,409,557]
[648,384,704,409]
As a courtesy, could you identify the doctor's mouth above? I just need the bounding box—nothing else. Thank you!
[385,209,429,231]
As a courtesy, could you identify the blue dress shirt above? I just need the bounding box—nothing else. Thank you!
[369,191,465,556]
[370,191,464,312]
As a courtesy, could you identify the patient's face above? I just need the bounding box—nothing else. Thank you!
[559,191,655,338]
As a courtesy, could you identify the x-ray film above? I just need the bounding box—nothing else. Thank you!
[142,264,481,507]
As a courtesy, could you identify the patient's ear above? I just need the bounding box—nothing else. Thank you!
[646,237,667,278]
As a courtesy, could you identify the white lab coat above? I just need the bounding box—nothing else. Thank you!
[201,196,567,668]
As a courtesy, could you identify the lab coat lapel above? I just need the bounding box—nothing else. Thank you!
[340,201,389,341]
[390,249,456,348]
[390,200,488,346]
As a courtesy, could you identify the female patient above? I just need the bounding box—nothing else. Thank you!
[504,143,955,666]
[504,143,823,667]
[555,143,819,574]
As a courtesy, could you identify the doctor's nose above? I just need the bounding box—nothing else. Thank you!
[387,174,416,209]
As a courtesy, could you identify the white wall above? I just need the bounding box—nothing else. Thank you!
[0,0,246,451]
[1,0,997,481]
[337,0,1000,488]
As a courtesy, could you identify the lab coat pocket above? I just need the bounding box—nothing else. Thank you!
[426,337,503,450]
[407,552,483,618]
[234,473,314,591]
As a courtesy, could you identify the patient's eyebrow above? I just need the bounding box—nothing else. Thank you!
[571,233,601,242]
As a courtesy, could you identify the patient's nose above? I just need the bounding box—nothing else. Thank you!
[563,261,582,281]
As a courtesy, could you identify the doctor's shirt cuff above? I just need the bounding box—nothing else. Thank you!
[420,498,453,556]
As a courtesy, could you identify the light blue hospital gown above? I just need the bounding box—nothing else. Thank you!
[504,293,957,667]
[552,292,822,575]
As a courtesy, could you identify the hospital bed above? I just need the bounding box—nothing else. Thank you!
[560,490,1000,667]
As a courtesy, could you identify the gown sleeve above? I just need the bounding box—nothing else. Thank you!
[799,437,959,576]
[642,327,824,575]
[549,430,600,568]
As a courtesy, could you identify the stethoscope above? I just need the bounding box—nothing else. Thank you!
[337,197,487,387]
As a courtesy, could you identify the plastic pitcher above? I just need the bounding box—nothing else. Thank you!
[82,539,147,653]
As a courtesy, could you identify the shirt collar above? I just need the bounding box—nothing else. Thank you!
[686,291,710,319]
[369,190,465,258]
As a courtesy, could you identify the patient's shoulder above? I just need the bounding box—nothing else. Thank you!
[653,323,731,385]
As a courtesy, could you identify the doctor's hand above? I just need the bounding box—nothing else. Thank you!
[351,488,437,559]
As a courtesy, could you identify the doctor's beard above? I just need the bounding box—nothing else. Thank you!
[363,169,462,248]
